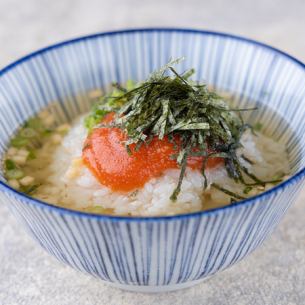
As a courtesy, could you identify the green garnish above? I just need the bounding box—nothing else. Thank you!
[6,169,24,180]
[28,150,36,160]
[5,159,16,170]
[20,128,37,138]
[42,129,53,136]
[9,114,56,152]
[84,82,137,132]
[243,186,253,194]
[11,136,29,148]
[4,112,63,195]
[212,183,246,200]
[25,117,44,130]
[84,59,281,200]
[21,183,40,195]
[253,122,263,131]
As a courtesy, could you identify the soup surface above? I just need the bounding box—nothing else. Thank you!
[3,63,290,216]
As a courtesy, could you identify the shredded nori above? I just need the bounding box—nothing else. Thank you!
[211,183,246,200]
[84,58,280,201]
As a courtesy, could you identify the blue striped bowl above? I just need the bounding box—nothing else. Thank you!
[0,29,304,293]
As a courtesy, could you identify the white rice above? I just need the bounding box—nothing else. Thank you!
[31,116,290,216]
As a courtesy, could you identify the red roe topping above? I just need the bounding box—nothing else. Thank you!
[82,113,222,192]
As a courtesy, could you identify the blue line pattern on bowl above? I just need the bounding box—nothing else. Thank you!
[0,29,304,290]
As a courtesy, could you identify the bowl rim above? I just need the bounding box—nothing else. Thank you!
[0,27,304,222]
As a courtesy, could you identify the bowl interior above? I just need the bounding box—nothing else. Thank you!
[0,29,304,183]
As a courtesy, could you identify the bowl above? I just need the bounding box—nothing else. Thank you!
[0,28,304,293]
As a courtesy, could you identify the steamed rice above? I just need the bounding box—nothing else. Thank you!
[30,116,290,216]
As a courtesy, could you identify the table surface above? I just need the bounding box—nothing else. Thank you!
[0,0,305,304]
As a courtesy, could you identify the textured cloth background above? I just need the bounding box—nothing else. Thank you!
[0,0,305,304]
